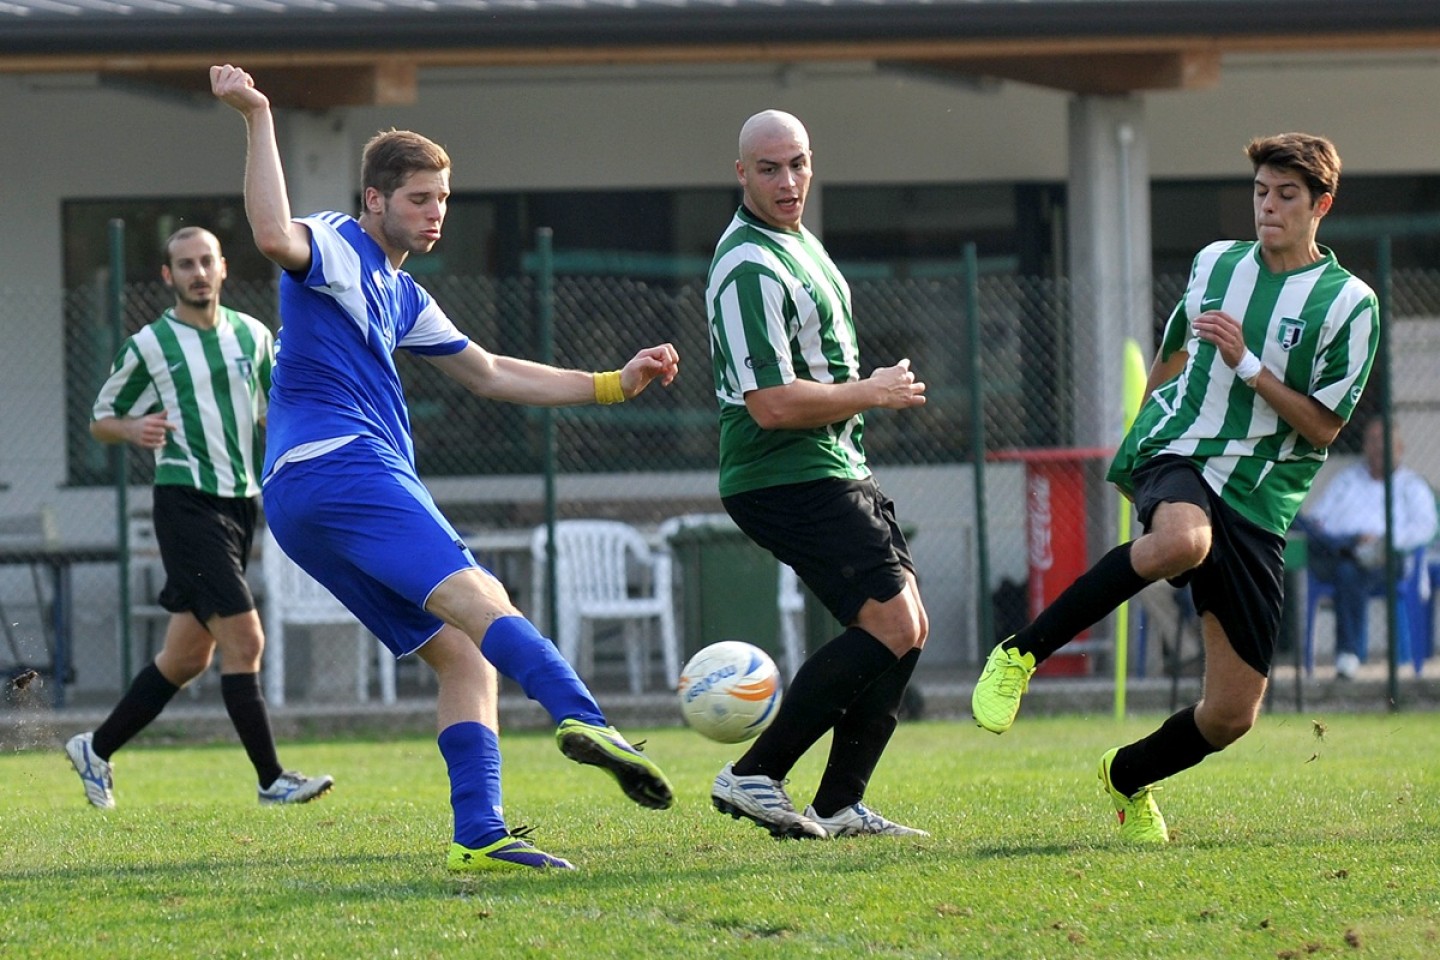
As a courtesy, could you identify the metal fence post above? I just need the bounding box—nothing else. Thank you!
[107,218,133,684]
[965,243,993,654]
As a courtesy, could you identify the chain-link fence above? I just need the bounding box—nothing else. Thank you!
[5,252,1440,711]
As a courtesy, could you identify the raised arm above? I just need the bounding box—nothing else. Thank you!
[209,64,312,272]
[744,358,926,431]
[425,342,680,406]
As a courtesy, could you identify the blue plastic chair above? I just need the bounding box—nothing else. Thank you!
[1304,545,1427,676]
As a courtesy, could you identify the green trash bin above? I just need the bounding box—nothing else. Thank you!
[665,517,785,665]
[666,517,916,668]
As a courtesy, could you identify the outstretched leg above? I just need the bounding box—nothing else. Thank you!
[974,501,1211,734]
[428,569,674,811]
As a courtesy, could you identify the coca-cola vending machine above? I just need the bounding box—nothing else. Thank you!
[992,447,1113,677]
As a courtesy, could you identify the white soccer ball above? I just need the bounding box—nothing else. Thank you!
[676,641,782,744]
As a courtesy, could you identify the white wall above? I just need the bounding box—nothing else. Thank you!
[7,52,1439,520]
[5,51,1440,638]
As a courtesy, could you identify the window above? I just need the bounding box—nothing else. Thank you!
[63,198,282,487]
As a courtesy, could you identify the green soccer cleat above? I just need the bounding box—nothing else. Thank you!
[447,829,576,872]
[1098,747,1169,844]
[555,719,674,810]
[971,640,1036,734]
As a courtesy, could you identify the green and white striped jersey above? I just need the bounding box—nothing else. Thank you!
[1109,241,1378,535]
[92,306,274,498]
[706,205,871,497]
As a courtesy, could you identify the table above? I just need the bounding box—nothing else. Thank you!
[0,543,119,708]
[464,528,535,609]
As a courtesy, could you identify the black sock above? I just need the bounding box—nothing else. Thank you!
[1010,542,1151,663]
[220,672,284,788]
[810,647,921,818]
[732,627,898,782]
[1110,704,1220,797]
[91,662,180,760]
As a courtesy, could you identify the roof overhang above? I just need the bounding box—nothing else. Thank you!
[4,0,1440,107]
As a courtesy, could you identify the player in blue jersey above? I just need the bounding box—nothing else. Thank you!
[212,64,679,872]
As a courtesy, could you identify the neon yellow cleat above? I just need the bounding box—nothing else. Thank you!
[555,719,674,810]
[971,640,1036,734]
[447,830,575,872]
[1098,747,1169,844]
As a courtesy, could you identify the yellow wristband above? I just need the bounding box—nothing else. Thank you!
[594,370,625,405]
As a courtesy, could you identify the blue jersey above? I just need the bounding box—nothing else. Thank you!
[263,212,468,479]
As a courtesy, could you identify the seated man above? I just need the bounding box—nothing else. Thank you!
[1295,417,1437,678]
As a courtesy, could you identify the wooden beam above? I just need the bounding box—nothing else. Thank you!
[97,62,418,109]
[896,50,1222,94]
[2,28,1440,80]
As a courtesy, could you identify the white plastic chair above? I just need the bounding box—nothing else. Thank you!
[530,520,679,693]
[126,515,213,697]
[260,525,394,707]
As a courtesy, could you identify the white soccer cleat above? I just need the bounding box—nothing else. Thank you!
[258,770,334,805]
[711,762,828,840]
[65,732,115,809]
[804,803,930,838]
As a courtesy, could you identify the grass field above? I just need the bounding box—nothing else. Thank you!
[2,712,1437,959]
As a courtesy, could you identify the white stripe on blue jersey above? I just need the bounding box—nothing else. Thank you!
[263,212,468,479]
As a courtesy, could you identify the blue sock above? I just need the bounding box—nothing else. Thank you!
[480,616,605,726]
[438,721,507,849]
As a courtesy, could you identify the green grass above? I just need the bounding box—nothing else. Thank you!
[3,713,1438,959]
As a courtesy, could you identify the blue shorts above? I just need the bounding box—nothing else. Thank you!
[262,439,481,657]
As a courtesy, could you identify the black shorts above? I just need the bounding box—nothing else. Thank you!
[152,484,258,625]
[1131,455,1286,676]
[722,476,915,626]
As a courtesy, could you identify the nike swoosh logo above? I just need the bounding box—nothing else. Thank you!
[168,361,184,372]
[1201,298,1223,309]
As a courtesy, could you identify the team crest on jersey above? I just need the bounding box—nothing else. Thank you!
[1276,317,1305,351]
[234,357,254,381]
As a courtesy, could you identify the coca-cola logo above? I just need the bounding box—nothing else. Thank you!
[1028,472,1053,572]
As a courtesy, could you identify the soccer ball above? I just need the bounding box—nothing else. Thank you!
[676,641,782,743]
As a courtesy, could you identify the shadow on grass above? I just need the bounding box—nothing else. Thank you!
[1,852,454,893]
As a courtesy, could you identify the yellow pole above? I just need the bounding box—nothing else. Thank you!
[1114,337,1147,721]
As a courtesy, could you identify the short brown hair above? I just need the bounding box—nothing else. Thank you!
[161,226,220,266]
[1245,132,1342,201]
[361,129,451,199]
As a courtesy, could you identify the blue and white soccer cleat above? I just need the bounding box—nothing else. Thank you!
[711,762,828,840]
[258,770,334,805]
[65,732,115,809]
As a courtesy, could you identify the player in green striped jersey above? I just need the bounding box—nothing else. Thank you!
[67,227,331,809]
[973,133,1377,843]
[707,110,930,840]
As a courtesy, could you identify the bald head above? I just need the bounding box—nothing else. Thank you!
[738,110,809,161]
[735,110,813,231]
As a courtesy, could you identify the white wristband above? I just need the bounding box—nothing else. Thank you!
[1235,349,1264,387]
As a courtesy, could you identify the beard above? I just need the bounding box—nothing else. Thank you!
[173,288,215,310]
